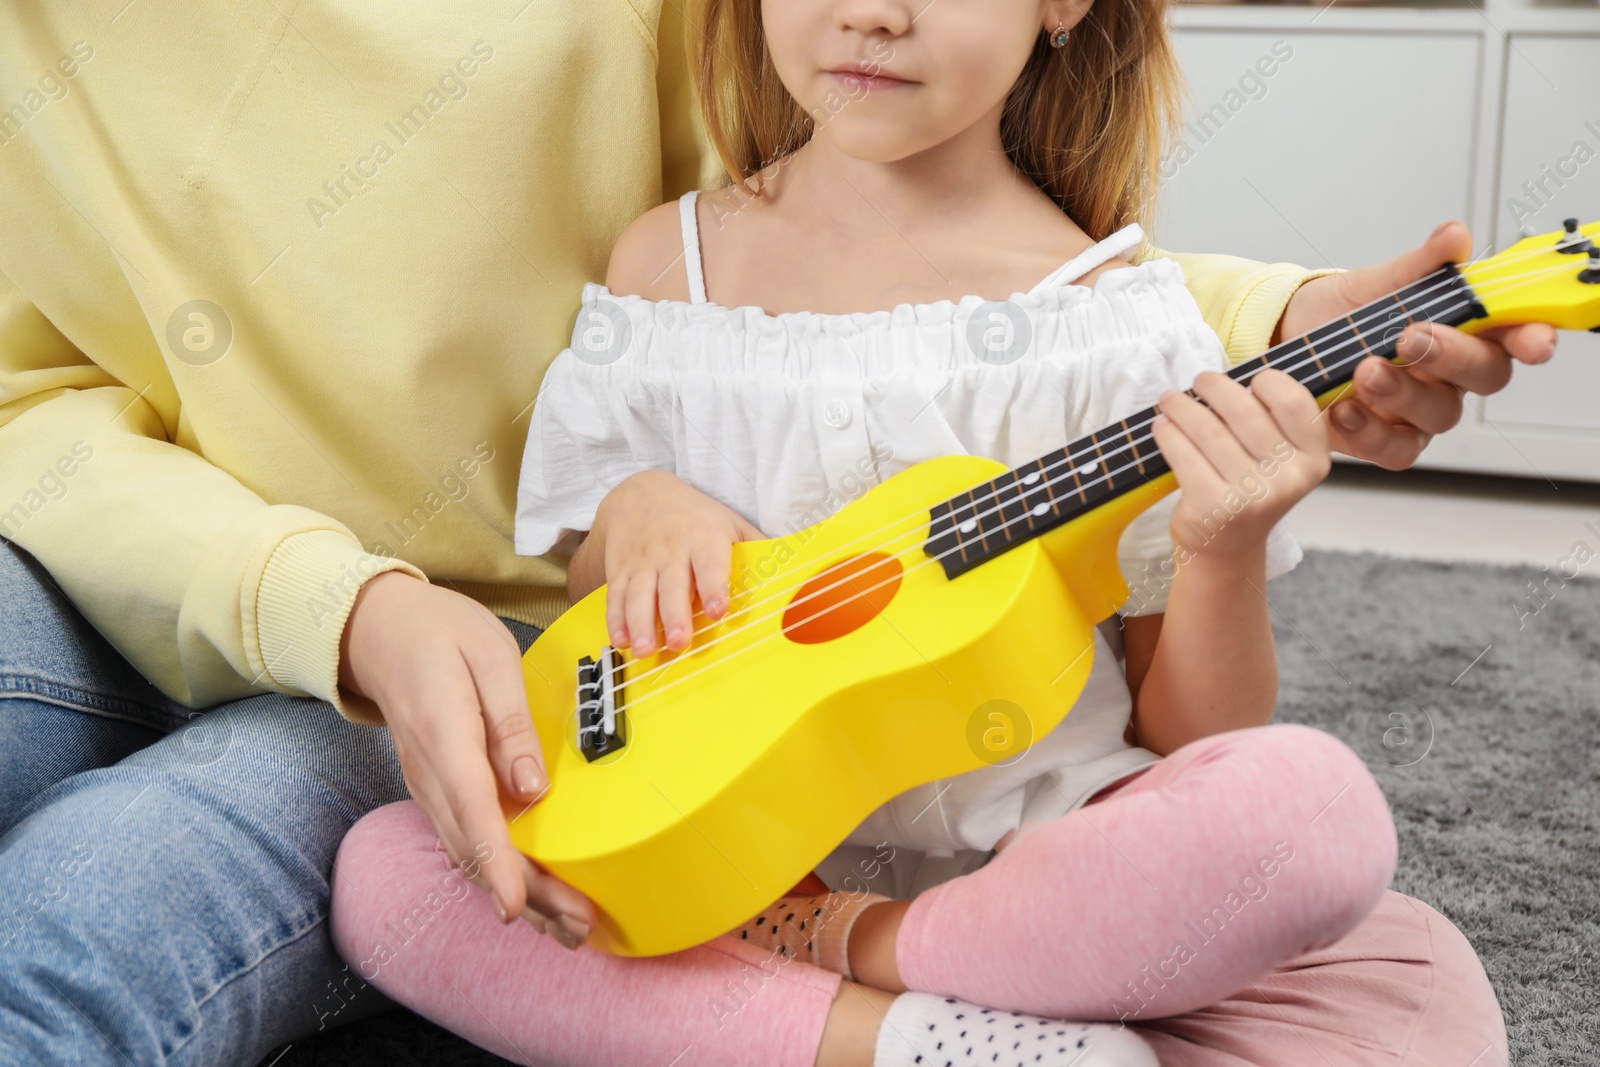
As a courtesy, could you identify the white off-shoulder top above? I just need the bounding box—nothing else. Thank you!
[515,190,1301,898]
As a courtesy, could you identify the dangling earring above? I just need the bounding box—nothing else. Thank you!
[1049,20,1071,48]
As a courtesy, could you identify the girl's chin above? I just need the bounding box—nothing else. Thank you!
[815,126,937,166]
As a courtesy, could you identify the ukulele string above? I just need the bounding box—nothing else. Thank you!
[603,256,1578,703]
[652,248,1579,652]
[609,263,1490,662]
[602,255,1580,704]
[608,251,1574,675]
[657,249,1580,651]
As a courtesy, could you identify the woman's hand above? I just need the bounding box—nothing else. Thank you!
[339,571,594,949]
[572,470,765,656]
[1276,220,1557,470]
[1153,368,1331,561]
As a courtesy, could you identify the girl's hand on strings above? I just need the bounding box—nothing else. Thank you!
[581,470,765,656]
[1152,369,1331,561]
[1275,220,1557,470]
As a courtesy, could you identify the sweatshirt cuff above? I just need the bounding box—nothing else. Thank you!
[253,529,428,726]
[1223,265,1345,367]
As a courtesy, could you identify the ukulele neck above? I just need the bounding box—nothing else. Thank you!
[924,264,1488,580]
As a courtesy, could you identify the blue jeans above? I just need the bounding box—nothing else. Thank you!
[0,536,541,1065]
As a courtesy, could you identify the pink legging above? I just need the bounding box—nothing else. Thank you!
[329,724,1509,1066]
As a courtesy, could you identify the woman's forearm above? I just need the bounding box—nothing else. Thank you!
[1130,545,1277,756]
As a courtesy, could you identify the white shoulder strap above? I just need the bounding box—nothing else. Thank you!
[1028,222,1147,295]
[678,190,708,304]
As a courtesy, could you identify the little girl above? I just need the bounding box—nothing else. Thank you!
[330,1,1506,1064]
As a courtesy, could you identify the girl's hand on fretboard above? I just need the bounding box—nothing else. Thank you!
[1152,368,1331,563]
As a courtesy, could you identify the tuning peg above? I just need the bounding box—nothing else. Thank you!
[1579,245,1600,285]
[1558,218,1593,255]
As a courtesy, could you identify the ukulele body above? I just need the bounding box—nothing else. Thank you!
[511,453,1176,957]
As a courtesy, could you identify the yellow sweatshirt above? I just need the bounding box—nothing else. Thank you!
[0,3,1332,726]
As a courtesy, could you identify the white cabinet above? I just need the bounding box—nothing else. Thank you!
[1160,6,1600,482]
[1159,28,1481,268]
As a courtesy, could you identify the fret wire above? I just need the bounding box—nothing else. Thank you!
[1292,328,1338,388]
[1390,291,1418,333]
[962,485,982,560]
[1014,472,1030,537]
[953,489,979,563]
[991,472,1008,547]
[1094,415,1145,502]
[1012,473,1026,540]
[1385,294,1417,361]
[1103,422,1134,500]
[1399,269,1451,308]
[1030,454,1056,534]
[1090,430,1108,497]
[1346,312,1376,362]
[1013,469,1031,538]
[1303,333,1326,385]
[1115,416,1146,477]
[1039,452,1060,525]
[1227,351,1273,385]
[1119,431,1160,499]
[1011,475,1026,538]
[1010,467,1030,539]
[995,470,1019,547]
[1062,441,1087,504]
[1131,408,1162,477]
[1376,292,1407,349]
[1327,298,1400,378]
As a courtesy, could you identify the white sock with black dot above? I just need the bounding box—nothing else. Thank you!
[873,992,1159,1067]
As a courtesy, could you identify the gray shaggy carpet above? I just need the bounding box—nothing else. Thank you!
[273,549,1600,1066]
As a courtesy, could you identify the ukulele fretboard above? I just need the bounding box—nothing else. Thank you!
[925,264,1487,579]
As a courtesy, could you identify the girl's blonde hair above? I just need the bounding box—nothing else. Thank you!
[687,0,1183,244]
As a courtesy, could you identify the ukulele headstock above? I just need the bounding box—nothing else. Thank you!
[1460,218,1600,333]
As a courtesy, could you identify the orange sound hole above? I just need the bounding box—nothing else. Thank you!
[782,552,904,645]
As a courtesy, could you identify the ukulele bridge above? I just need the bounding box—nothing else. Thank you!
[575,647,627,762]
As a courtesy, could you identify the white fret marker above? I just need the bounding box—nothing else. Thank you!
[1075,461,1098,476]
[1021,471,1041,485]
[1031,503,1049,517]
[958,519,977,534]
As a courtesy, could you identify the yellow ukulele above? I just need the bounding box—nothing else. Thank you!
[510,219,1600,957]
